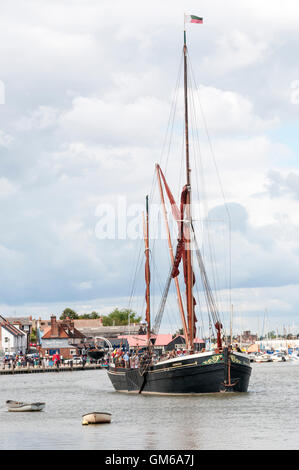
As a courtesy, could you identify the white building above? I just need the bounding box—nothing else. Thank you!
[0,315,27,355]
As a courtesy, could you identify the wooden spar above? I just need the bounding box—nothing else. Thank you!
[155,164,189,349]
[183,30,195,351]
[142,196,151,343]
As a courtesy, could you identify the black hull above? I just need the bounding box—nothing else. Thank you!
[107,351,251,395]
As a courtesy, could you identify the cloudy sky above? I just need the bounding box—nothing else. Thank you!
[1,0,299,335]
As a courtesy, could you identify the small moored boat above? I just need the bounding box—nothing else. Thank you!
[254,353,273,363]
[6,400,45,412]
[271,352,287,362]
[82,412,111,425]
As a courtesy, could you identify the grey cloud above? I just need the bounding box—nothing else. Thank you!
[208,202,248,232]
[267,170,299,199]
[201,202,299,291]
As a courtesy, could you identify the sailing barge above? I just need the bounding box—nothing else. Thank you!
[108,349,251,394]
[107,20,252,395]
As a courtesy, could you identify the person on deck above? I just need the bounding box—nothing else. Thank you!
[123,352,129,368]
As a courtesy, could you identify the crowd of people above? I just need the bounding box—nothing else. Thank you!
[109,344,245,370]
[2,353,42,369]
[109,347,192,369]
[0,352,104,369]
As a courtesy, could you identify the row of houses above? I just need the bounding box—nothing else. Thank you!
[38,317,206,358]
[0,315,85,356]
[0,314,207,359]
[0,315,92,358]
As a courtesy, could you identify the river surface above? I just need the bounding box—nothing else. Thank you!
[0,362,298,450]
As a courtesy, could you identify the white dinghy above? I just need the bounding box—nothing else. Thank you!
[82,412,111,425]
[6,400,45,412]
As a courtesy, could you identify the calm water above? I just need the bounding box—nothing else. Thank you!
[0,362,299,450]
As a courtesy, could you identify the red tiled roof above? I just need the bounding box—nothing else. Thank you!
[126,335,149,348]
[42,326,69,339]
[154,334,173,346]
[42,321,85,340]
[118,333,205,347]
[0,315,25,337]
[118,334,176,347]
[194,338,205,344]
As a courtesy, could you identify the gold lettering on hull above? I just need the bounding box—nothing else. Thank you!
[202,355,223,366]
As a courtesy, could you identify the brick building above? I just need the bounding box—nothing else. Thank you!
[240,330,258,345]
[40,316,86,359]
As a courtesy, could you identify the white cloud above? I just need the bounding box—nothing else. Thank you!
[59,95,169,146]
[202,30,269,75]
[15,106,59,131]
[196,86,279,134]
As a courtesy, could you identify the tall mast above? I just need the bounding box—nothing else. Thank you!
[183,30,195,351]
[143,195,151,343]
[184,31,191,187]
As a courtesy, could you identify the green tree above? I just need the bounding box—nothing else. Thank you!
[30,328,37,342]
[77,314,89,319]
[267,330,276,339]
[90,311,100,319]
[102,308,141,326]
[174,328,184,338]
[77,311,100,319]
[60,308,79,320]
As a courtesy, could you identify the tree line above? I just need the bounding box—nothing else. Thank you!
[60,307,141,326]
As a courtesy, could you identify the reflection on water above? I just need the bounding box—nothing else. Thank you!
[0,362,299,449]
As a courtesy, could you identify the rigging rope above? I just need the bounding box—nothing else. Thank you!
[152,266,173,335]
[192,224,221,330]
[188,53,232,319]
